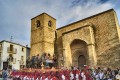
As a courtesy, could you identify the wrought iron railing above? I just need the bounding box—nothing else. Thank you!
[0,46,2,52]
[7,47,17,54]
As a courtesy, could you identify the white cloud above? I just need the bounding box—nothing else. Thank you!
[55,0,114,27]
[0,0,119,46]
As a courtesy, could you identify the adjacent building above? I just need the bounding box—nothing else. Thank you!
[0,40,30,70]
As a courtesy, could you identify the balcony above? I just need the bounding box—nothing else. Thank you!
[7,47,17,54]
[0,46,2,52]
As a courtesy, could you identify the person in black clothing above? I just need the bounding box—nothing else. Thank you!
[53,54,57,67]
[47,53,53,68]
[2,68,9,80]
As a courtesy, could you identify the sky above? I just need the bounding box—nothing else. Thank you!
[0,0,120,47]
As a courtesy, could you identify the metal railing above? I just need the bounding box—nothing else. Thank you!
[7,47,17,54]
[0,46,2,52]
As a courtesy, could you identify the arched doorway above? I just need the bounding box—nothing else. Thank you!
[70,39,88,67]
[78,55,86,67]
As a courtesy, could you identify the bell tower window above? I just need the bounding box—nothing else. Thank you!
[36,20,41,27]
[48,20,52,27]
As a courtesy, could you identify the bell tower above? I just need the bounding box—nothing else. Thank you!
[30,13,56,57]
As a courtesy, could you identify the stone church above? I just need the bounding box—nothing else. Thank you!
[30,9,120,68]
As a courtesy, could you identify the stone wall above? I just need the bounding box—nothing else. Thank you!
[57,9,120,68]
[30,13,56,57]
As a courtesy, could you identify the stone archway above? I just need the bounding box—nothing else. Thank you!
[62,24,97,67]
[70,39,88,67]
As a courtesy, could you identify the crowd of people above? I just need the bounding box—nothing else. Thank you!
[1,66,120,80]
[26,53,57,68]
[0,53,120,80]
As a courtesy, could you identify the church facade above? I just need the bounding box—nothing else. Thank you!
[30,9,120,68]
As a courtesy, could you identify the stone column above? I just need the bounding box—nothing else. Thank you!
[62,42,72,69]
[87,44,96,67]
[87,25,97,67]
[63,48,67,67]
[62,35,68,68]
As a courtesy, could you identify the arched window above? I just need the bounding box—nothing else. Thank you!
[36,20,41,27]
[48,20,52,27]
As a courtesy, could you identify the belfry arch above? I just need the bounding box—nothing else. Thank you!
[70,39,88,67]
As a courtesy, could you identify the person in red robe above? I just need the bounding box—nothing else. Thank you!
[65,70,70,80]
[58,70,64,80]
[48,75,51,80]
[51,76,59,80]
[85,69,92,80]
[40,75,46,80]
[75,69,80,80]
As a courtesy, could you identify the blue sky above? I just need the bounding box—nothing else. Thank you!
[0,0,120,47]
